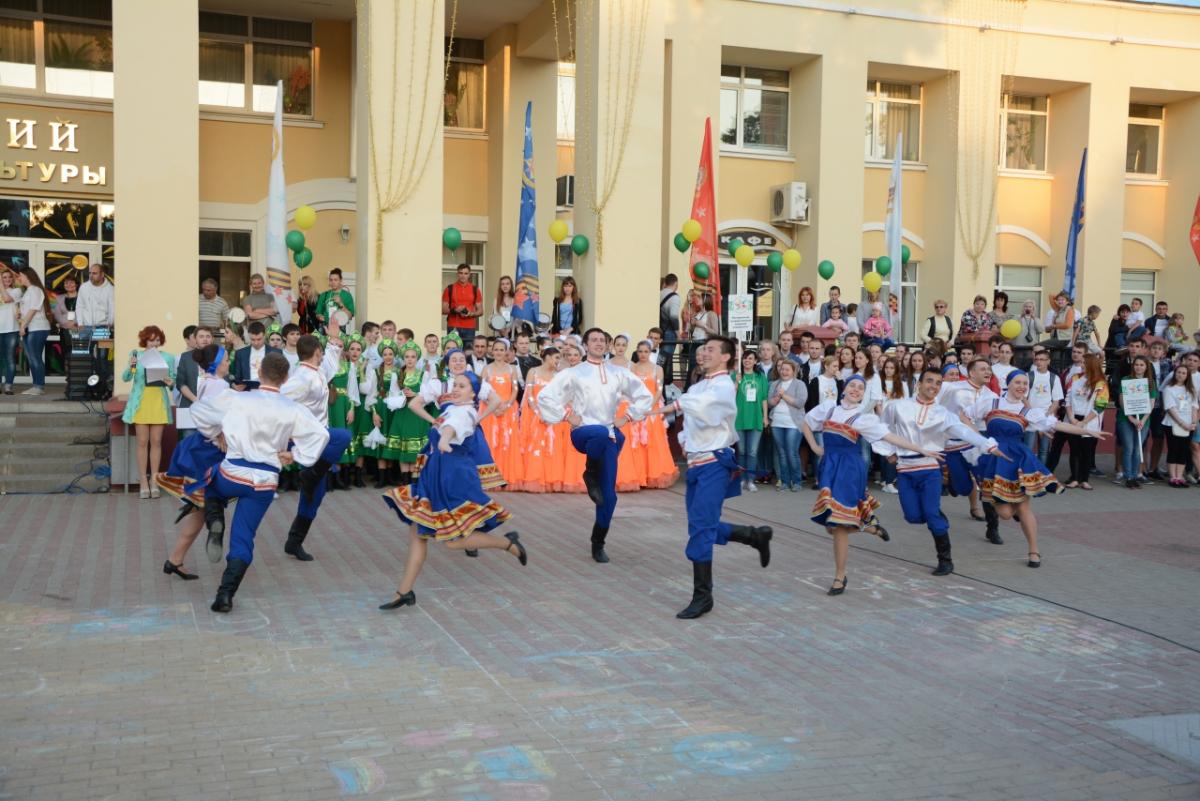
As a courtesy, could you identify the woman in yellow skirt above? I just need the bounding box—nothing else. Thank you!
[121,325,176,499]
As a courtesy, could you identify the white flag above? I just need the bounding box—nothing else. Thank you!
[884,133,903,332]
[265,80,293,323]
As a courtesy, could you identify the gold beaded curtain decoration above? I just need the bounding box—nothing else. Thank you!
[359,0,459,279]
[945,0,1027,277]
[556,0,650,261]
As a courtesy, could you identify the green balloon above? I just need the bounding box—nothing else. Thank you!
[285,230,305,252]
[876,256,893,277]
[693,261,710,280]
[766,251,783,272]
[442,227,462,252]
[293,247,313,269]
[817,259,835,280]
[571,234,589,256]
[727,238,744,257]
[901,244,911,264]
[673,232,691,253]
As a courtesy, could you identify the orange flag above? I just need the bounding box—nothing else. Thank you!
[688,118,720,315]
[1191,193,1200,267]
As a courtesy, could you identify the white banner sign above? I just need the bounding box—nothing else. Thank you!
[728,293,753,335]
[1121,377,1152,417]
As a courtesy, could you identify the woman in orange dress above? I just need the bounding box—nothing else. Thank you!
[479,338,524,489]
[517,347,564,492]
[632,339,679,488]
[558,341,587,493]
[609,334,642,492]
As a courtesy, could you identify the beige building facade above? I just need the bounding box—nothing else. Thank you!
[0,0,1197,389]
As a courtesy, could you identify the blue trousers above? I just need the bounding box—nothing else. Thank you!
[897,466,949,537]
[296,428,352,521]
[771,426,803,485]
[209,470,276,565]
[737,428,762,476]
[570,425,625,528]
[944,449,975,497]
[684,451,742,562]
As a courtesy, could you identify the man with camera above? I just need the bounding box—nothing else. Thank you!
[441,263,481,349]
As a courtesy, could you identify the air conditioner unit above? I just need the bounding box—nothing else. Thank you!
[556,175,575,208]
[770,182,809,225]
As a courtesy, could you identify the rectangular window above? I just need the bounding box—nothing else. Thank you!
[860,259,917,342]
[199,227,253,311]
[1001,94,1048,172]
[0,16,36,89]
[198,13,313,116]
[44,19,113,98]
[995,264,1043,317]
[1126,103,1163,177]
[1119,269,1155,312]
[718,64,789,152]
[557,68,575,141]
[865,80,921,162]
[445,38,484,131]
[441,241,484,268]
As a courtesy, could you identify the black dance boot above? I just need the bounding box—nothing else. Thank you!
[336,466,351,490]
[590,523,610,563]
[582,456,605,505]
[203,495,226,563]
[284,516,315,561]
[299,458,335,505]
[211,558,250,613]
[353,466,366,488]
[374,465,389,489]
[932,534,954,576]
[983,503,1003,544]
[173,500,196,526]
[676,561,714,619]
[727,524,773,568]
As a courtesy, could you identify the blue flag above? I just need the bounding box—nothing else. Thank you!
[1064,147,1087,301]
[512,101,539,324]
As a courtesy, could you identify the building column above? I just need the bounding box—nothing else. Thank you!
[1161,95,1200,325]
[112,0,198,389]
[801,54,868,305]
[922,72,963,314]
[484,27,558,319]
[1046,84,1092,306]
[1077,80,1129,315]
[354,0,445,333]
[573,1,665,337]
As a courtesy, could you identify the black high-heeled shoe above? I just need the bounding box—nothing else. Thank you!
[162,560,199,581]
[504,532,527,566]
[868,523,890,542]
[1027,552,1042,568]
[827,576,848,596]
[969,508,985,521]
[379,590,416,610]
[465,549,479,558]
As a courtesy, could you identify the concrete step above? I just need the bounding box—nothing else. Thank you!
[0,470,108,494]
[0,427,107,445]
[0,441,101,460]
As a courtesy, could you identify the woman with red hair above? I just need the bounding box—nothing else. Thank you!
[122,325,177,498]
[786,286,820,329]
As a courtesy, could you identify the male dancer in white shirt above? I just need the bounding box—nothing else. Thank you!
[647,336,772,618]
[193,353,329,613]
[880,367,1003,576]
[940,359,1001,543]
[538,327,654,562]
[280,323,351,561]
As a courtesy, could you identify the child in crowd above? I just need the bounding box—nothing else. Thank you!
[844,303,860,334]
[1072,304,1102,354]
[863,304,895,350]
[823,304,850,337]
[1165,314,1192,354]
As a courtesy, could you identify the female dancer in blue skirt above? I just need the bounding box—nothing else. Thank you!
[803,375,941,595]
[154,343,233,578]
[966,370,1109,568]
[378,371,528,610]
[645,336,772,619]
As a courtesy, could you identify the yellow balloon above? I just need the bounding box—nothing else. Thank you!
[548,219,569,244]
[1000,319,1022,340]
[681,218,702,243]
[782,249,802,271]
[294,204,317,230]
[734,244,755,268]
[863,272,883,294]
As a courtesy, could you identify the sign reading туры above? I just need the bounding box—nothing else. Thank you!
[1,104,113,195]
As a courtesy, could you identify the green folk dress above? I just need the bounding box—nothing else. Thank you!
[379,368,429,464]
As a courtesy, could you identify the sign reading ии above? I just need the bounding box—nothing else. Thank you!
[0,105,113,194]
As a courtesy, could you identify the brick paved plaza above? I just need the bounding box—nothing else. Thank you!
[2,471,1199,801]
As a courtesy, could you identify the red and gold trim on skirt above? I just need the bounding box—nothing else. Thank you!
[385,487,512,541]
[413,454,506,491]
[811,488,881,529]
[154,472,204,506]
[979,471,1057,504]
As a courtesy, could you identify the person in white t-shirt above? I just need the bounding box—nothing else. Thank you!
[1026,349,1064,463]
[0,266,23,394]
[990,341,1018,390]
[14,267,51,395]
